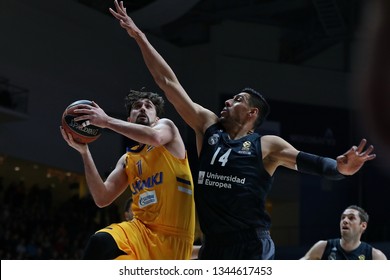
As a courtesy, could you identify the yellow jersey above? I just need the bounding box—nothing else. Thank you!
[125,144,195,241]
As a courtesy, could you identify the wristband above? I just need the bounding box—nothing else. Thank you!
[296,151,345,180]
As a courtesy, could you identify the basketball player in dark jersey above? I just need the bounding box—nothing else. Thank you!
[110,0,376,259]
[301,205,387,260]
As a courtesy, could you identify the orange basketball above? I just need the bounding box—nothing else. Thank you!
[61,100,102,144]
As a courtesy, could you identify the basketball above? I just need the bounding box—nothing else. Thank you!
[61,100,102,144]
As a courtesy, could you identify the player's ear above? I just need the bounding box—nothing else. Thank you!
[361,221,368,232]
[248,108,258,117]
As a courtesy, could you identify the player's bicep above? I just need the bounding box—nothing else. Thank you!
[263,136,299,170]
[372,248,387,260]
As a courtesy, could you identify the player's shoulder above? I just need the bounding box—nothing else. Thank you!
[313,240,328,249]
[309,240,328,255]
[301,240,328,260]
[155,118,178,129]
[261,134,292,149]
[260,134,283,142]
[261,134,284,142]
[157,118,174,124]
[372,247,388,260]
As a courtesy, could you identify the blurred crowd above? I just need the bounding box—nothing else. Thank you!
[0,178,120,259]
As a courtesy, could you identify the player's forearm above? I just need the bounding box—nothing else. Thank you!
[133,32,179,94]
[130,27,214,132]
[105,116,163,147]
[80,150,110,207]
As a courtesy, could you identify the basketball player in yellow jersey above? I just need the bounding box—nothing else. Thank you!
[60,89,195,259]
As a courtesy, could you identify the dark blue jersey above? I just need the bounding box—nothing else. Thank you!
[321,238,373,260]
[195,123,274,236]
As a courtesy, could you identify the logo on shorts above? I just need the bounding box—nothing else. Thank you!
[139,190,158,208]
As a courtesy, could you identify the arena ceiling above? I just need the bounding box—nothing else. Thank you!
[77,0,364,63]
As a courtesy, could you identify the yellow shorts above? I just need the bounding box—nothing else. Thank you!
[98,219,193,260]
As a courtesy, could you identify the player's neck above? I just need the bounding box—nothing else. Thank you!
[224,122,254,140]
[340,237,361,252]
[226,129,253,140]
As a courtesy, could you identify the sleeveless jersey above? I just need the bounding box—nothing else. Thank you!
[125,144,195,241]
[321,238,373,260]
[196,123,274,235]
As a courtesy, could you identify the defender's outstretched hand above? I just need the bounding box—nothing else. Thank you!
[109,0,140,38]
[336,139,376,175]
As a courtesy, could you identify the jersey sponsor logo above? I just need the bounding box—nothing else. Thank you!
[208,134,220,145]
[138,190,158,208]
[198,171,205,184]
[131,172,163,194]
[238,141,252,155]
[358,255,366,260]
[204,179,232,189]
[242,141,251,150]
[197,171,245,189]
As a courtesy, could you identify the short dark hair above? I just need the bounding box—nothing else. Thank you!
[345,205,369,223]
[125,88,165,117]
[241,87,270,127]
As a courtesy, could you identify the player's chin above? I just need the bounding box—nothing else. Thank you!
[218,116,227,123]
[136,119,150,126]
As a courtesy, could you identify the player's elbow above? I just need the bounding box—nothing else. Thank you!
[153,74,170,89]
[94,199,109,208]
[155,76,179,95]
[92,195,112,208]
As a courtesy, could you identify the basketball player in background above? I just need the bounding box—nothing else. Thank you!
[110,0,377,260]
[60,89,196,259]
[300,205,387,260]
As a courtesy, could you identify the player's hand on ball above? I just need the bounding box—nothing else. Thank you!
[60,126,89,154]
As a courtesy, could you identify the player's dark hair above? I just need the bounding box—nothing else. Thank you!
[125,88,165,117]
[241,87,270,127]
[345,205,369,223]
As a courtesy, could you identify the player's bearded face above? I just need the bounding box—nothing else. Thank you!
[135,113,150,125]
[129,99,157,126]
